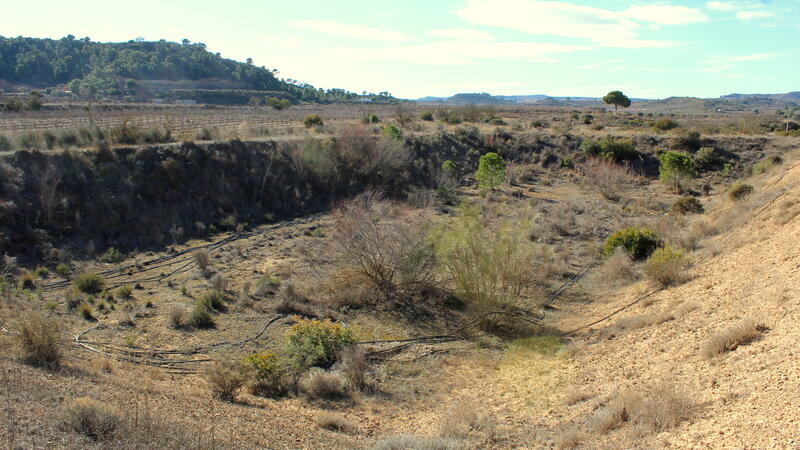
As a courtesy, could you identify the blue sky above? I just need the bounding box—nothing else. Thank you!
[4,0,798,99]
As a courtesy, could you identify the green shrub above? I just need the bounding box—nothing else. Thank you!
[673,130,702,151]
[284,319,356,370]
[16,313,61,368]
[653,118,679,131]
[580,138,638,162]
[17,131,43,150]
[671,197,704,215]
[694,147,721,171]
[78,301,95,321]
[382,124,402,141]
[189,301,215,328]
[115,285,133,299]
[303,114,324,128]
[61,397,120,440]
[728,183,754,201]
[74,272,105,294]
[200,290,226,311]
[242,352,289,397]
[98,247,125,263]
[644,246,689,287]
[55,263,71,277]
[476,152,506,191]
[418,111,434,121]
[603,228,662,261]
[659,151,695,190]
[752,155,782,175]
[0,134,11,151]
[17,271,37,290]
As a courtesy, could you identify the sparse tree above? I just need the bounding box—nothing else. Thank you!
[659,151,695,192]
[603,90,632,112]
[476,152,506,192]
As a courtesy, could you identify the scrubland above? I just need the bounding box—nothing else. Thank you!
[1,104,799,448]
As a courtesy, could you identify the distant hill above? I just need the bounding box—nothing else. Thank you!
[0,36,396,104]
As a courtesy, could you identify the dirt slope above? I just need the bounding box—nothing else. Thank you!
[540,162,800,447]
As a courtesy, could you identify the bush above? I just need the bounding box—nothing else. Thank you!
[16,313,61,368]
[603,228,661,261]
[98,247,125,263]
[115,284,133,299]
[242,352,289,397]
[168,306,186,329]
[61,397,120,440]
[316,412,359,434]
[0,134,11,151]
[580,138,638,162]
[382,124,402,141]
[653,118,679,131]
[419,111,434,121]
[476,152,506,191]
[581,158,634,200]
[371,435,461,450]
[199,290,226,311]
[303,114,324,128]
[701,319,765,358]
[300,370,350,400]
[671,196,704,215]
[694,147,721,170]
[55,263,71,277]
[74,272,105,294]
[189,300,214,328]
[596,248,639,287]
[284,319,357,370]
[17,271,37,290]
[431,203,543,328]
[644,245,690,287]
[728,183,754,201]
[205,361,244,401]
[659,150,695,191]
[673,130,702,151]
[78,301,95,321]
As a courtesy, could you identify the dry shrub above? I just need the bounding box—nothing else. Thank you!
[701,319,766,358]
[371,435,461,450]
[728,183,754,201]
[590,383,693,434]
[209,274,227,292]
[168,306,186,329]
[61,397,121,441]
[16,312,61,368]
[564,390,592,406]
[596,247,639,287]
[317,193,436,300]
[205,361,245,401]
[300,370,350,400]
[554,426,586,449]
[675,301,698,316]
[193,249,211,274]
[331,124,409,185]
[777,199,800,225]
[437,401,496,441]
[338,348,368,389]
[610,310,675,334]
[432,203,545,329]
[644,245,690,287]
[582,158,635,200]
[316,412,359,434]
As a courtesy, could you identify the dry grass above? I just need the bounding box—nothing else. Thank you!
[554,426,586,449]
[596,248,639,287]
[338,348,368,389]
[371,435,461,450]
[316,412,359,434]
[205,361,245,402]
[15,312,61,369]
[564,390,593,406]
[701,319,766,358]
[167,306,186,328]
[437,400,496,441]
[61,397,121,441]
[589,383,693,434]
[581,158,636,200]
[300,370,350,400]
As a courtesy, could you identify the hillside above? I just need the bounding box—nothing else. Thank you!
[0,36,395,104]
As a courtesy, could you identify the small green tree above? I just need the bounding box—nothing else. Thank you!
[382,124,402,141]
[303,114,324,128]
[603,90,632,112]
[476,152,505,192]
[659,150,695,192]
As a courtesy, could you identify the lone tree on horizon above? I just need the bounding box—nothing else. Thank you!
[603,90,632,112]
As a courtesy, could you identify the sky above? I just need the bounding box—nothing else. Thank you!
[3,0,798,99]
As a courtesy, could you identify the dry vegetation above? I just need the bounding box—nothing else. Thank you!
[1,102,798,448]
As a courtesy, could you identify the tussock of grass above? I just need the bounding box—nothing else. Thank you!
[589,383,693,434]
[16,313,61,368]
[300,370,350,400]
[437,401,495,441]
[701,319,766,358]
[205,361,244,402]
[61,397,120,441]
[316,412,359,434]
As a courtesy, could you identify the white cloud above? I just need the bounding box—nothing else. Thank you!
[455,0,703,48]
[706,1,765,11]
[328,41,588,65]
[261,35,301,49]
[702,52,779,71]
[290,20,416,43]
[736,10,777,19]
[427,28,495,40]
[623,5,709,25]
